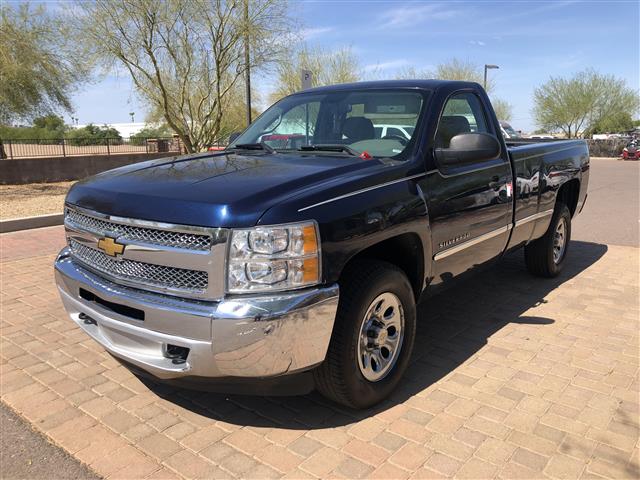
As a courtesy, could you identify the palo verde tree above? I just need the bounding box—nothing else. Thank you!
[492,98,514,122]
[269,45,361,102]
[533,69,639,138]
[0,3,90,157]
[396,59,496,94]
[395,58,516,121]
[81,0,291,153]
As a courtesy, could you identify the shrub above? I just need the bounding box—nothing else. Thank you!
[586,139,628,157]
[129,125,173,146]
[0,114,67,143]
[65,124,122,146]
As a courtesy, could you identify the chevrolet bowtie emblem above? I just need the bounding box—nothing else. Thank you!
[97,237,125,257]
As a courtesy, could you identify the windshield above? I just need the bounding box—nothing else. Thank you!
[231,89,427,159]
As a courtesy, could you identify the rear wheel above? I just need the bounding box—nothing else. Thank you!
[314,260,416,409]
[525,203,571,277]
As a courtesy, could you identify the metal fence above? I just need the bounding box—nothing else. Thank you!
[1,137,183,159]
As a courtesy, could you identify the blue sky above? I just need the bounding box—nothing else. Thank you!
[69,0,639,132]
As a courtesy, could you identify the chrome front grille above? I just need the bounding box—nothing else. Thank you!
[65,207,212,251]
[70,240,208,293]
[64,205,228,300]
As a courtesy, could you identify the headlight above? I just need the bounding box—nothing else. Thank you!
[226,221,320,293]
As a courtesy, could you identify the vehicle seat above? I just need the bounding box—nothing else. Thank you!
[436,115,471,148]
[342,117,375,143]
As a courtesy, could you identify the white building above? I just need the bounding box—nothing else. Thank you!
[73,122,148,138]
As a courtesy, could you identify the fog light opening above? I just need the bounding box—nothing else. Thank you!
[163,344,189,364]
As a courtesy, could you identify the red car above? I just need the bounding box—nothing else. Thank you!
[261,133,306,149]
[622,141,640,160]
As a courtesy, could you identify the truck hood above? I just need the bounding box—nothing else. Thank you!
[66,151,376,227]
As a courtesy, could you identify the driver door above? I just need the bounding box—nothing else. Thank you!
[419,91,513,285]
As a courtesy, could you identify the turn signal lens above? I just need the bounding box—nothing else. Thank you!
[302,225,318,255]
[302,257,319,283]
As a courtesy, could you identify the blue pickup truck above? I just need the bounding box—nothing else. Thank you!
[55,80,589,408]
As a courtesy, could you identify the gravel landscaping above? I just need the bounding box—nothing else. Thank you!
[0,182,74,220]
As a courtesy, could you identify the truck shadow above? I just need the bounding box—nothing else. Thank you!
[142,240,608,431]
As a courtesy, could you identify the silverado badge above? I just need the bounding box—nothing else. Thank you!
[97,237,125,257]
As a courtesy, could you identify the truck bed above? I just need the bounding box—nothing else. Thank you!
[506,139,589,250]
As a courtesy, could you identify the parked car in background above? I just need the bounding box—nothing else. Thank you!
[261,133,307,150]
[373,124,415,141]
[55,80,589,409]
[499,121,522,139]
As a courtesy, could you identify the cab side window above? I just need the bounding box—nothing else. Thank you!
[435,93,489,148]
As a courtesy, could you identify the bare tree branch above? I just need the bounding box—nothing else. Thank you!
[80,0,291,152]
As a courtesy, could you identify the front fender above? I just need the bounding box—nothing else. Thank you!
[258,177,432,289]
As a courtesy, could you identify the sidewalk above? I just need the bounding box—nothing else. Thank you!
[1,226,638,479]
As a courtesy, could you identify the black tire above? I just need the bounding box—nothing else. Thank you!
[314,260,416,409]
[525,202,571,277]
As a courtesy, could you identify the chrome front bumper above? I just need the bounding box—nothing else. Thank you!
[54,248,339,382]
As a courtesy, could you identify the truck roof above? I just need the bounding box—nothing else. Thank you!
[295,79,482,95]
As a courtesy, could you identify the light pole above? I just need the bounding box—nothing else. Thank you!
[484,64,499,91]
[244,0,252,127]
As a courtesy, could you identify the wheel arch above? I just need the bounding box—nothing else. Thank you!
[339,232,425,301]
[556,178,580,217]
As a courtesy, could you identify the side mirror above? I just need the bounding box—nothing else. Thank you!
[435,132,501,168]
[228,131,242,143]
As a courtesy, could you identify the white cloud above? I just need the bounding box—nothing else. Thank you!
[380,3,460,28]
[300,27,333,40]
[469,40,486,46]
[363,59,410,73]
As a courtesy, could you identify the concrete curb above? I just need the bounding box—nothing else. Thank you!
[0,213,64,233]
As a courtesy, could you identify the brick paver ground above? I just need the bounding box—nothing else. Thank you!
[1,226,638,479]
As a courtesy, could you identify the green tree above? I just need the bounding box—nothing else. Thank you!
[143,81,261,143]
[130,124,173,146]
[33,114,66,132]
[396,59,515,122]
[80,0,291,153]
[0,114,67,142]
[270,45,361,102]
[492,99,514,122]
[587,111,635,135]
[396,59,496,93]
[533,69,640,138]
[0,3,90,157]
[65,124,122,146]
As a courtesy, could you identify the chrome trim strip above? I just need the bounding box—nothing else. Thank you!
[434,225,510,261]
[63,204,228,301]
[298,173,426,212]
[514,209,554,227]
[66,204,226,240]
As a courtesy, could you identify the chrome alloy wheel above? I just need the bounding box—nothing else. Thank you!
[553,217,567,264]
[357,292,405,382]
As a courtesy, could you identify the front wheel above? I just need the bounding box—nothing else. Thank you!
[525,203,572,277]
[314,260,416,409]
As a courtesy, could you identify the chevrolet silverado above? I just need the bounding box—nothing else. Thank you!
[55,80,589,408]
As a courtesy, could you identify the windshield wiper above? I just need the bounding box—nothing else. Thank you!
[231,142,276,154]
[298,144,359,156]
